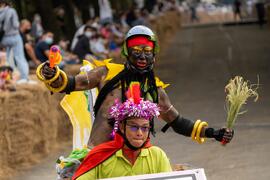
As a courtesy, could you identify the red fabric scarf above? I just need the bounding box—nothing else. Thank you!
[72,133,152,179]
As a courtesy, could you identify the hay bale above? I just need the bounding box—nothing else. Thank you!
[0,83,71,172]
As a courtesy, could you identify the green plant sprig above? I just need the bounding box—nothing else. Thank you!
[225,76,259,129]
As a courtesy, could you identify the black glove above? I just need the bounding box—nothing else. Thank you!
[42,61,57,79]
[205,127,234,144]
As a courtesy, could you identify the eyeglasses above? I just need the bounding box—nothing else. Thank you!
[126,124,151,132]
[130,46,153,55]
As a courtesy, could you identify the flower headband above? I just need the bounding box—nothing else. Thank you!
[108,82,160,139]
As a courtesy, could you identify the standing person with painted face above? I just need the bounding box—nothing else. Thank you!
[73,84,172,179]
[37,25,234,149]
[0,0,30,83]
[34,31,54,64]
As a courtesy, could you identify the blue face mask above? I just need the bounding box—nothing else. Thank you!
[44,37,53,45]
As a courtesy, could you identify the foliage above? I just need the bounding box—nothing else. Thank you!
[225,76,259,129]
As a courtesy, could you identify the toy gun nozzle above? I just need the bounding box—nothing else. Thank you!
[49,45,62,68]
[51,46,58,52]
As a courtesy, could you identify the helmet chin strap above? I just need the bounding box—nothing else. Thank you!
[125,60,154,74]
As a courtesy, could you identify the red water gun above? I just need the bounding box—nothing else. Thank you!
[49,45,62,68]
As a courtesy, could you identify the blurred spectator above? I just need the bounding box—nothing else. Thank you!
[91,17,101,29]
[0,65,15,91]
[162,0,179,12]
[111,23,124,38]
[55,6,66,35]
[20,19,40,68]
[90,34,109,59]
[246,0,254,17]
[189,2,199,23]
[131,9,148,26]
[233,0,242,21]
[118,11,130,31]
[99,22,123,59]
[98,0,113,25]
[73,6,83,28]
[134,0,145,9]
[35,31,54,63]
[71,19,93,51]
[100,22,112,39]
[255,0,266,28]
[156,0,165,12]
[106,35,121,59]
[144,0,157,13]
[0,45,6,66]
[0,0,30,82]
[73,25,95,61]
[126,6,139,27]
[31,14,44,41]
[58,38,79,64]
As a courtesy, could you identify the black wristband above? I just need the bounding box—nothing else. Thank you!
[61,76,76,94]
[161,115,194,137]
[205,127,225,142]
[205,127,214,138]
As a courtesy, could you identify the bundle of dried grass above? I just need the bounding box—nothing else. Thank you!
[225,76,259,129]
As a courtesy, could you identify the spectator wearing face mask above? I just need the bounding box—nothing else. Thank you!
[19,19,40,68]
[70,19,93,51]
[73,25,95,61]
[34,31,54,63]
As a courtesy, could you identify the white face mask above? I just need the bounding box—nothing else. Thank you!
[85,31,93,38]
[44,37,53,45]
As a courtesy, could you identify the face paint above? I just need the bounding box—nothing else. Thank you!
[127,45,154,72]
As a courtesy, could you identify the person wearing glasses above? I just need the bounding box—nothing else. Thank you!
[73,84,172,179]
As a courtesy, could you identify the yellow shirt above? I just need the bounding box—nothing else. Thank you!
[77,146,172,179]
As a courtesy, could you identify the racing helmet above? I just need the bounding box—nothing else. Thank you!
[121,25,159,57]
